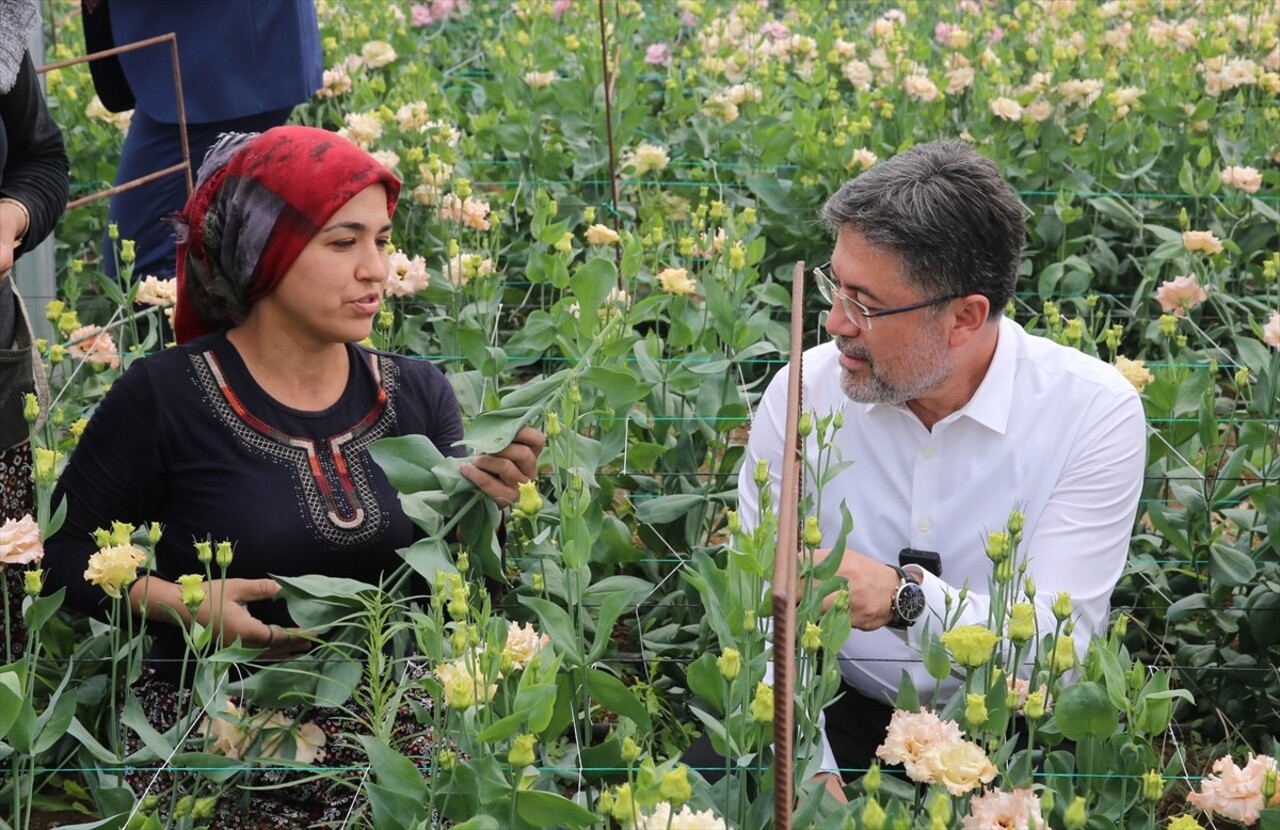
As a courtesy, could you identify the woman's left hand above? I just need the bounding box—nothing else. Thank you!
[461,425,545,508]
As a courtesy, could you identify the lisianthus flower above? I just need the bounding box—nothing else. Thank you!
[1188,754,1280,826]
[135,275,177,308]
[623,801,728,829]
[317,65,352,98]
[623,142,670,176]
[439,193,492,231]
[916,738,997,795]
[66,325,121,370]
[1262,311,1280,349]
[435,652,498,709]
[83,543,147,599]
[523,71,556,89]
[585,224,621,245]
[1182,230,1224,255]
[875,708,964,782]
[504,621,550,671]
[903,74,940,102]
[339,112,382,148]
[656,268,696,296]
[200,698,327,763]
[848,148,878,171]
[1154,274,1208,315]
[1114,356,1154,392]
[939,624,1000,667]
[966,788,1044,829]
[0,514,43,566]
[990,97,1023,121]
[644,43,672,67]
[385,252,430,296]
[360,40,397,69]
[1222,165,1262,194]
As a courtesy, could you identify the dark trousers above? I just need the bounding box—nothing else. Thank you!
[684,680,894,784]
[103,106,294,281]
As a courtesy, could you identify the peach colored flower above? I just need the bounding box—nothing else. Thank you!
[1024,98,1054,122]
[134,275,177,308]
[875,708,964,782]
[903,74,941,102]
[945,66,975,95]
[1114,356,1154,392]
[395,101,431,130]
[1263,311,1280,349]
[1188,754,1280,826]
[0,515,43,566]
[916,738,996,794]
[966,787,1045,829]
[1222,165,1262,194]
[1182,230,1223,255]
[317,65,352,98]
[200,698,327,763]
[847,148,878,171]
[66,325,121,370]
[444,252,495,287]
[1155,274,1208,315]
[523,71,556,88]
[439,194,492,231]
[339,112,382,149]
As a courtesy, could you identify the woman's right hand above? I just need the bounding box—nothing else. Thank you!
[130,575,312,659]
[196,578,312,659]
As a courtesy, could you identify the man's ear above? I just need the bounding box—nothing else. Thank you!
[948,295,991,348]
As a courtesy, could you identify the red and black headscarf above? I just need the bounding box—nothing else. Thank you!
[173,126,400,344]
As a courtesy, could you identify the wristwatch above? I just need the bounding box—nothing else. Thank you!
[887,564,925,629]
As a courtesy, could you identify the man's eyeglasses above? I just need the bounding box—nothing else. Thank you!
[812,261,959,331]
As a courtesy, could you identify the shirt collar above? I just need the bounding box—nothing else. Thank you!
[951,316,1017,435]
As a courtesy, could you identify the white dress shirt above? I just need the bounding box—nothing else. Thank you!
[740,316,1147,715]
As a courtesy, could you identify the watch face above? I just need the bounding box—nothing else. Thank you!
[895,582,926,624]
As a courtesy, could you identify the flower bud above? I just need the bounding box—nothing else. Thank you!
[23,393,39,424]
[177,574,205,612]
[726,510,741,534]
[1264,767,1277,802]
[120,239,136,264]
[1007,603,1035,645]
[728,243,746,270]
[985,530,1010,563]
[833,410,844,429]
[32,448,61,486]
[798,410,812,437]
[1039,789,1055,815]
[110,521,134,546]
[861,797,886,830]
[1051,634,1076,674]
[621,735,641,764]
[108,222,120,241]
[1023,576,1036,600]
[147,523,163,547]
[216,541,234,568]
[377,309,393,329]
[516,481,542,516]
[1141,770,1164,802]
[1063,795,1087,830]
[553,232,574,253]
[45,299,65,322]
[659,765,692,805]
[964,693,989,728]
[801,622,822,652]
[194,541,213,564]
[23,569,43,597]
[927,792,951,828]
[741,208,757,226]
[191,796,216,820]
[508,734,536,769]
[610,783,635,822]
[438,749,456,771]
[863,761,881,793]
[1052,591,1072,621]
[717,647,741,680]
[753,459,769,486]
[545,411,562,438]
[1024,689,1046,720]
[741,609,756,632]
[1112,612,1129,639]
[750,682,774,723]
[802,516,822,549]
[531,572,545,592]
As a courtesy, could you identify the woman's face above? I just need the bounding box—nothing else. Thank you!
[252,184,392,347]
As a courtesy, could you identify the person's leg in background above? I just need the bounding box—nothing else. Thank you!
[102,106,295,281]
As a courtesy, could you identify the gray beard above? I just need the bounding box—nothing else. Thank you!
[836,337,951,405]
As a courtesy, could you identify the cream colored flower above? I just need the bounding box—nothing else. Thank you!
[66,325,121,370]
[847,148,878,170]
[1056,77,1105,107]
[842,60,873,90]
[84,544,147,599]
[701,94,740,123]
[945,66,975,95]
[1155,274,1208,315]
[1182,230,1223,255]
[1024,98,1054,122]
[385,252,430,297]
[916,738,997,795]
[990,97,1023,121]
[1221,165,1262,194]
[0,515,43,566]
[439,194,492,231]
[625,801,728,829]
[623,142,670,176]
[1114,356,1154,392]
[503,621,550,671]
[395,101,431,131]
[134,276,177,308]
[371,150,400,170]
[585,224,621,245]
[523,70,556,88]
[444,252,496,287]
[725,82,763,105]
[1109,86,1144,108]
[1188,754,1280,826]
[657,268,696,296]
[966,788,1044,829]
[876,708,964,782]
[360,40,397,68]
[903,73,941,102]
[1263,311,1280,349]
[340,112,383,149]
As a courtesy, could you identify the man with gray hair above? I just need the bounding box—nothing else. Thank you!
[738,140,1147,776]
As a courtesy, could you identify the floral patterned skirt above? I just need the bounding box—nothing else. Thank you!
[2,440,33,660]
[122,663,450,829]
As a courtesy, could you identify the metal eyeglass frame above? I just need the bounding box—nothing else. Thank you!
[812,260,960,331]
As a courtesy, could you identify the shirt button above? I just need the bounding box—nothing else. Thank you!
[918,518,931,532]
[921,446,935,459]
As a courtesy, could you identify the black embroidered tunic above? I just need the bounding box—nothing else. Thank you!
[44,333,464,676]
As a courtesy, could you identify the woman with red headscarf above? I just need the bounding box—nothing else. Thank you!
[43,127,541,825]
